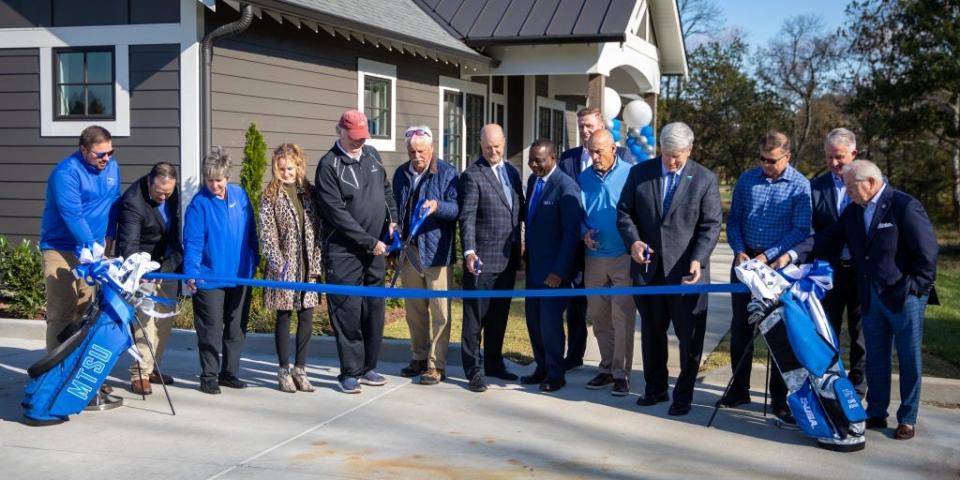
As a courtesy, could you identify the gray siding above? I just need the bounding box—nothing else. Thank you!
[209,8,460,177]
[0,44,180,243]
[0,0,179,28]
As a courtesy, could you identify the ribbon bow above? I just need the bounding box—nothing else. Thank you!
[780,260,834,302]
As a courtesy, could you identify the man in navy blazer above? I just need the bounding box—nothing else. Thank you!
[521,139,584,392]
[795,160,937,440]
[459,124,525,393]
[557,106,634,371]
[808,128,867,392]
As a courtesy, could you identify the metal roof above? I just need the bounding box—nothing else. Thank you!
[413,0,637,47]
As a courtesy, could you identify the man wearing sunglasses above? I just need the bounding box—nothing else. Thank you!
[723,130,812,424]
[39,125,121,353]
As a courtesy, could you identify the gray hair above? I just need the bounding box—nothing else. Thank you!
[202,146,231,180]
[659,122,694,153]
[825,128,857,150]
[842,159,883,183]
[404,125,434,147]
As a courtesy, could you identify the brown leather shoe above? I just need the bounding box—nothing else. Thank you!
[149,370,175,385]
[420,368,445,385]
[894,424,915,440]
[131,378,152,395]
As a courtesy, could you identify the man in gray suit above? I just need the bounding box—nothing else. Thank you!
[459,124,525,393]
[617,122,722,416]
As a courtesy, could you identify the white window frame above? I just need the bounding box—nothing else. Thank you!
[357,58,397,152]
[40,45,129,136]
[536,96,567,150]
[489,90,507,134]
[438,76,487,171]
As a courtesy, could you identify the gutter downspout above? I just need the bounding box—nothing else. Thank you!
[201,4,254,156]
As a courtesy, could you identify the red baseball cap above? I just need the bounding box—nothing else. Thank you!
[338,110,371,141]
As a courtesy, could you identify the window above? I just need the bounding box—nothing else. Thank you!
[536,97,568,151]
[357,58,397,151]
[439,76,487,171]
[53,47,115,119]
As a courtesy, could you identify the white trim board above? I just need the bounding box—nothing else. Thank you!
[437,75,487,170]
[357,58,397,152]
[39,45,130,137]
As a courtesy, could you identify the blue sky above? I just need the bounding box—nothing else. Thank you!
[713,0,849,49]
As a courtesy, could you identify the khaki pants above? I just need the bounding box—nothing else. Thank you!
[129,280,179,380]
[400,252,452,370]
[43,250,94,351]
[584,254,636,380]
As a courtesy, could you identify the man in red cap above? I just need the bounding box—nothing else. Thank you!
[315,110,398,394]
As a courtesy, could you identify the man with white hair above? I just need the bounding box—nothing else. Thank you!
[795,160,937,440]
[616,122,722,415]
[391,126,459,385]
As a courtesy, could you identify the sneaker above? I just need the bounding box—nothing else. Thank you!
[292,366,315,392]
[586,373,615,390]
[401,359,428,377]
[277,366,296,393]
[339,377,362,394]
[360,371,387,386]
[611,379,629,396]
[420,368,445,385]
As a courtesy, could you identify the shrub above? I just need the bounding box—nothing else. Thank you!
[2,238,45,319]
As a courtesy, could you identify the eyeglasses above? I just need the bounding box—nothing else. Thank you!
[759,152,789,165]
[88,149,115,159]
[405,128,432,139]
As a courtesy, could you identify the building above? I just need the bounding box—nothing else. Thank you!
[0,0,686,243]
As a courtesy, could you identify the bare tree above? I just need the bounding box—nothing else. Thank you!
[679,0,725,45]
[754,14,841,168]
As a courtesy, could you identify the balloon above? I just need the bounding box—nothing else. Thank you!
[622,100,653,128]
[630,145,644,157]
[605,119,615,130]
[635,150,649,161]
[611,128,622,142]
[626,137,637,147]
[602,87,622,122]
[638,136,648,146]
[640,125,654,137]
[628,127,641,139]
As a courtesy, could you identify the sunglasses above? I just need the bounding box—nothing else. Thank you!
[405,128,432,139]
[88,149,115,159]
[759,152,789,165]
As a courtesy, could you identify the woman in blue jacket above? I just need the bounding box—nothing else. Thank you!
[183,147,260,395]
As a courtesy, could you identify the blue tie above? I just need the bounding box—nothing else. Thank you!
[498,164,513,209]
[663,173,679,214]
[528,177,544,219]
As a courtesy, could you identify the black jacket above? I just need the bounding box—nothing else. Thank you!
[116,175,183,273]
[315,143,399,255]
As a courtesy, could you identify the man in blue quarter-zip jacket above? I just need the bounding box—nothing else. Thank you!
[39,125,121,352]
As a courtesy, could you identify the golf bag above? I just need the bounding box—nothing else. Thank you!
[737,259,867,452]
[22,250,170,425]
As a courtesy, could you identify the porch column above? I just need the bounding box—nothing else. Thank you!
[587,73,605,109]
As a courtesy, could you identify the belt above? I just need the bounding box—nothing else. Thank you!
[837,259,854,269]
[744,248,765,257]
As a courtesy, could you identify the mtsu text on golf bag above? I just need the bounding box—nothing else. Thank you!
[736,259,867,452]
[22,248,173,425]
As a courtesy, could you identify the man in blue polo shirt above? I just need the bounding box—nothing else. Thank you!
[39,125,121,351]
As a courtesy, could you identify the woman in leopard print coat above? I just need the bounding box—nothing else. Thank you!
[259,143,322,392]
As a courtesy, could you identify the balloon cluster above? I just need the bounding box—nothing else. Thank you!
[600,87,657,162]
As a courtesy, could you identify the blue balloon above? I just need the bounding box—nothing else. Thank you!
[636,151,650,161]
[640,125,654,137]
[646,135,656,146]
[626,137,637,147]
[630,144,644,157]
[612,130,622,142]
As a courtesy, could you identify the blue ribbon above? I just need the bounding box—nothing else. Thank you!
[784,260,833,301]
[145,272,750,298]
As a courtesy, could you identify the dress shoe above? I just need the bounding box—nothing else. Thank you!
[585,373,615,390]
[130,378,152,395]
[400,359,428,378]
[218,375,247,389]
[521,371,547,385]
[866,417,888,429]
[636,392,669,406]
[894,424,915,440]
[718,392,751,408]
[564,358,584,371]
[487,369,518,381]
[149,370,174,385]
[420,368,445,385]
[200,379,221,395]
[99,384,113,395]
[540,378,566,392]
[468,373,487,393]
[611,379,630,396]
[668,402,692,416]
[773,405,796,425]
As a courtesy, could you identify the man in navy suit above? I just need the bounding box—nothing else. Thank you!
[521,139,583,392]
[796,160,937,440]
[459,124,525,393]
[557,107,634,371]
[809,128,867,392]
[617,122,722,416]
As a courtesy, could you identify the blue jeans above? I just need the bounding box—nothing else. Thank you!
[861,289,927,425]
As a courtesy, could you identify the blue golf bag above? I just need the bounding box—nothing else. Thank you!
[22,255,154,426]
[738,260,867,452]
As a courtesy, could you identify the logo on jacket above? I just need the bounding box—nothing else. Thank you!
[106,176,116,186]
[878,222,894,229]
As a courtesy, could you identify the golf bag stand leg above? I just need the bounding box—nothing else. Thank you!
[707,323,761,428]
[134,316,176,416]
[764,351,771,417]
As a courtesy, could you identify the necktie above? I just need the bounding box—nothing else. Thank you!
[498,164,513,209]
[663,173,679,214]
[528,177,545,219]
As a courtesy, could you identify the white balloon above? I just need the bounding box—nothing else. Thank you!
[605,119,615,130]
[628,127,641,139]
[622,100,653,128]
[602,87,621,122]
